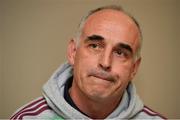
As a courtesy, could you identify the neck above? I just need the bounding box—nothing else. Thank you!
[69,80,123,119]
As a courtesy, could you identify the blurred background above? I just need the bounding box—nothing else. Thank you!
[0,0,180,118]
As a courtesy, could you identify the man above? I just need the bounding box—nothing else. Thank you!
[11,5,166,119]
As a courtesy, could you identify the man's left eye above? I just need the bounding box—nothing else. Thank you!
[116,50,123,55]
[115,50,127,57]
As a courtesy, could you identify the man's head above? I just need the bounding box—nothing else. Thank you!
[76,5,142,59]
[67,5,142,101]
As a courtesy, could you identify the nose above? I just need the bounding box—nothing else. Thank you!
[98,49,112,71]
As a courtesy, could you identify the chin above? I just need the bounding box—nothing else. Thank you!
[85,87,112,100]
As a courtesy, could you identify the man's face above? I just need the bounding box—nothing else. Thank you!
[68,9,141,101]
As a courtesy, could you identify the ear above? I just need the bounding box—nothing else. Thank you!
[67,39,77,66]
[130,58,141,80]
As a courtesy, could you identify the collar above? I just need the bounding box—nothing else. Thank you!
[64,77,88,116]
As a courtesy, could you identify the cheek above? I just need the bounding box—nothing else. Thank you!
[73,48,100,93]
[73,48,98,78]
[111,63,133,95]
[112,61,134,81]
[75,47,98,68]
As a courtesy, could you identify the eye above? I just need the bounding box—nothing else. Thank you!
[116,49,123,55]
[115,49,128,57]
[89,43,99,49]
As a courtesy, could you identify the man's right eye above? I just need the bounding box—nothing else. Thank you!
[89,43,99,49]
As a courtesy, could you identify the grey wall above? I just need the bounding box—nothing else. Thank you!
[0,0,179,118]
[0,23,2,118]
[134,0,180,118]
[0,0,3,116]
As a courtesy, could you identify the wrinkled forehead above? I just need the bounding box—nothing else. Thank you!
[81,9,140,52]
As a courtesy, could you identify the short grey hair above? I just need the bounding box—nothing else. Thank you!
[75,5,143,59]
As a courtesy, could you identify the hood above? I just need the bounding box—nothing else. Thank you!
[42,62,144,119]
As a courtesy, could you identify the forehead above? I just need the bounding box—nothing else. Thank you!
[81,9,140,51]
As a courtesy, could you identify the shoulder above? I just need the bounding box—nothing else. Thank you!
[10,96,53,120]
[136,105,167,119]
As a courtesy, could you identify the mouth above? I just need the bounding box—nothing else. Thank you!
[88,69,116,83]
[91,75,114,82]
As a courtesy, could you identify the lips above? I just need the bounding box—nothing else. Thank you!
[90,73,115,83]
[92,74,110,81]
[88,69,116,82]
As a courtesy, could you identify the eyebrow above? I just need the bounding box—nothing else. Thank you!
[86,34,105,41]
[117,43,133,53]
